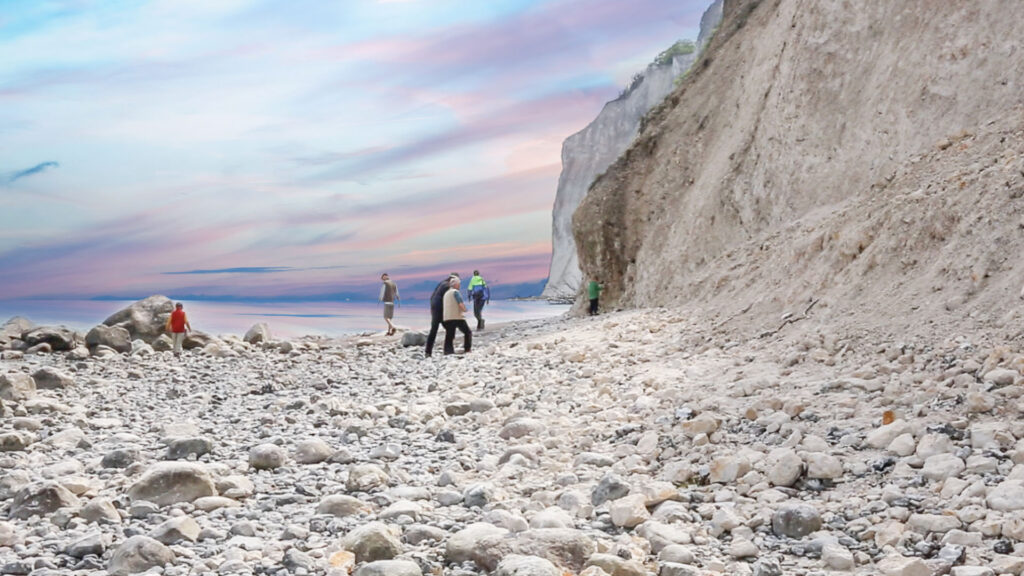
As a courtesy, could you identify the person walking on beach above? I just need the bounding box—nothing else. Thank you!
[468,270,489,330]
[425,273,457,357]
[165,302,191,356]
[442,275,472,355]
[378,273,400,336]
[587,279,602,316]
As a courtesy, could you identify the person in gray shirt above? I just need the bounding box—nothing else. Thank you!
[378,273,400,336]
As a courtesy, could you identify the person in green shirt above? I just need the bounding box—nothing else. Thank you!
[468,270,488,330]
[587,280,602,315]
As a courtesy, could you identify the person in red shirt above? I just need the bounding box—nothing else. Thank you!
[164,302,192,356]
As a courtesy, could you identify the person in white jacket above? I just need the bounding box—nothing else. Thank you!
[442,275,471,355]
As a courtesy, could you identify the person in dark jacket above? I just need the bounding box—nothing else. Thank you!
[425,273,458,357]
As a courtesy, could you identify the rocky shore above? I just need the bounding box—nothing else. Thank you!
[1,298,1023,576]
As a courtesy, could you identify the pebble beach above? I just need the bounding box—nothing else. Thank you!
[1,297,1024,576]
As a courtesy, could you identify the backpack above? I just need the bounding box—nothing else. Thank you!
[472,284,490,303]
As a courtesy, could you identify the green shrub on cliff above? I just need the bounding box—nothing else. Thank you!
[654,40,696,67]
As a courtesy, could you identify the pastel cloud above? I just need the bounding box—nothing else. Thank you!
[306,88,602,180]
[163,267,294,275]
[340,0,705,85]
[5,161,59,184]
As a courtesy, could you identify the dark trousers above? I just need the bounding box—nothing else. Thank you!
[473,299,485,329]
[442,320,472,354]
[425,312,442,356]
[589,298,599,315]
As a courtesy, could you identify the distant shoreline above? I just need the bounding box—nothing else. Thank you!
[0,298,570,340]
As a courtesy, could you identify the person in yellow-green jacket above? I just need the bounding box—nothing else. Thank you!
[588,279,602,316]
[468,270,489,330]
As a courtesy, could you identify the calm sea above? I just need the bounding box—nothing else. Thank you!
[0,299,569,339]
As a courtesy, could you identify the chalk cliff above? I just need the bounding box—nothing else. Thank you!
[574,0,1024,337]
[542,0,723,299]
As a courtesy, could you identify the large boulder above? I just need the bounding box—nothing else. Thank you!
[0,521,23,547]
[987,481,1024,511]
[21,326,77,351]
[108,535,175,576]
[636,521,693,553]
[249,443,288,470]
[446,523,510,565]
[591,473,630,506]
[150,516,200,544]
[347,463,390,492]
[102,448,141,469]
[164,437,213,461]
[294,438,333,464]
[184,331,216,350]
[127,462,217,506]
[9,481,81,519]
[1,317,34,340]
[31,367,74,390]
[772,504,822,539]
[401,331,427,347]
[243,323,271,344]
[85,325,132,354]
[66,533,108,558]
[0,432,35,452]
[103,295,174,342]
[586,554,649,576]
[876,554,931,576]
[25,342,52,355]
[608,494,650,528]
[0,372,35,401]
[355,560,423,576]
[79,498,122,524]
[338,522,402,563]
[471,529,598,572]
[494,555,562,576]
[152,334,174,352]
[317,494,372,517]
[131,340,154,356]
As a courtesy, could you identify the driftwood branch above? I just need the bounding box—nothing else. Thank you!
[712,300,756,331]
[758,298,820,338]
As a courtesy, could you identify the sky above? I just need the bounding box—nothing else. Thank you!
[0,0,708,301]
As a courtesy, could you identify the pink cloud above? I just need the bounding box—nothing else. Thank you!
[334,0,702,78]
[290,163,560,253]
[308,88,611,181]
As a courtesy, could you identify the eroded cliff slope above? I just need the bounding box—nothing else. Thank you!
[575,0,1024,338]
[542,0,722,299]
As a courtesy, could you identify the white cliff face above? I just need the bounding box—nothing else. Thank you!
[542,1,722,300]
[574,0,1024,337]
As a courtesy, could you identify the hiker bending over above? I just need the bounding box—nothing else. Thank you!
[425,273,457,357]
